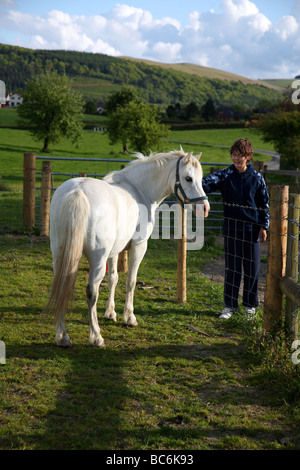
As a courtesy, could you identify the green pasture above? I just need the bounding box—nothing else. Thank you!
[0,122,272,183]
[0,122,272,233]
[0,234,299,450]
[0,122,299,450]
[0,120,274,234]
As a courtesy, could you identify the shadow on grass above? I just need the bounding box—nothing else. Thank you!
[3,339,245,450]
[2,297,297,451]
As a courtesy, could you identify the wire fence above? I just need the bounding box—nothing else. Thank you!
[1,155,299,341]
[0,171,24,233]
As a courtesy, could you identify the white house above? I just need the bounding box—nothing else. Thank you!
[9,94,23,107]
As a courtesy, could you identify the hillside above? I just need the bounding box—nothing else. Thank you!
[121,56,283,92]
[258,78,294,91]
[0,43,283,110]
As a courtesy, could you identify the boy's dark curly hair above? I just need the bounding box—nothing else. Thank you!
[230,138,253,161]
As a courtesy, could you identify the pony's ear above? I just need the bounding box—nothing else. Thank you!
[183,152,193,164]
[195,152,202,160]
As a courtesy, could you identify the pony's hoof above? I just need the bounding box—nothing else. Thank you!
[125,316,138,327]
[56,339,72,347]
[55,333,72,347]
[104,310,117,322]
[90,336,105,348]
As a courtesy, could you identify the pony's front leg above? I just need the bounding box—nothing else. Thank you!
[104,255,118,322]
[87,261,106,347]
[123,241,147,326]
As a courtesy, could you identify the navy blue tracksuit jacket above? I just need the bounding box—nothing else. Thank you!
[202,164,270,309]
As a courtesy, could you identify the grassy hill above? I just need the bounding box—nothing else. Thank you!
[121,56,284,92]
[0,43,283,110]
[258,78,294,91]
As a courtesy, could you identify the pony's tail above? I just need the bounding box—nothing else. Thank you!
[46,189,90,324]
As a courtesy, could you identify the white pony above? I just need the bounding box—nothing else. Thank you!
[46,150,210,347]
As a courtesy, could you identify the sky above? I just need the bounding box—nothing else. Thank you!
[0,0,299,79]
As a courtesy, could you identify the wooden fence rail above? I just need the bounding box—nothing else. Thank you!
[23,154,300,331]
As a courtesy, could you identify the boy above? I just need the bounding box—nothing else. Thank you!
[202,138,269,319]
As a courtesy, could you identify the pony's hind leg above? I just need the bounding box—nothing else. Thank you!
[104,255,118,322]
[123,240,148,327]
[86,258,106,347]
[55,316,72,347]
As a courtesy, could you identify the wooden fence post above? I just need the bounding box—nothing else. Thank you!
[264,185,289,332]
[285,193,300,340]
[23,152,36,230]
[177,205,187,303]
[40,161,52,237]
[253,161,264,172]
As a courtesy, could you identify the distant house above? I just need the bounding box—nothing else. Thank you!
[9,94,23,107]
[96,100,106,114]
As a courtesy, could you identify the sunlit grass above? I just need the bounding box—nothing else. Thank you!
[0,235,299,450]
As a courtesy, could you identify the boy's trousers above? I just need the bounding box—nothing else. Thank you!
[224,230,260,309]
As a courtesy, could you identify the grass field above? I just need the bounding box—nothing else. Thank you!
[0,120,273,233]
[0,113,273,181]
[0,121,299,450]
[0,234,299,450]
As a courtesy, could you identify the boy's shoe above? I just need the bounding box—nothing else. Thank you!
[244,307,256,318]
[219,307,235,319]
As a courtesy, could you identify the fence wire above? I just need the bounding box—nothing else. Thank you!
[1,159,300,339]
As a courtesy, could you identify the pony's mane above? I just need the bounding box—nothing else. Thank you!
[130,149,186,166]
[104,149,187,184]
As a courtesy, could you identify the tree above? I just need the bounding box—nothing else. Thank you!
[166,105,177,120]
[105,88,140,152]
[107,98,170,154]
[84,100,97,115]
[202,98,216,121]
[18,70,84,152]
[186,101,200,120]
[105,87,138,115]
[259,107,300,170]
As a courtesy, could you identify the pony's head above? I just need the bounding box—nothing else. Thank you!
[175,152,210,218]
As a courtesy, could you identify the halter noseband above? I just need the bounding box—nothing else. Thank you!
[174,157,208,208]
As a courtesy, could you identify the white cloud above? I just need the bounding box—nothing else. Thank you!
[152,41,182,62]
[273,15,298,41]
[0,1,299,78]
[248,13,271,34]
[0,0,16,6]
[221,0,259,19]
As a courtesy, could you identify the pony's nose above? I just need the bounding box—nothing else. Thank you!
[193,201,210,218]
[204,200,210,218]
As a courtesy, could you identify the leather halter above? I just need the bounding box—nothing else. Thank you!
[174,157,208,207]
